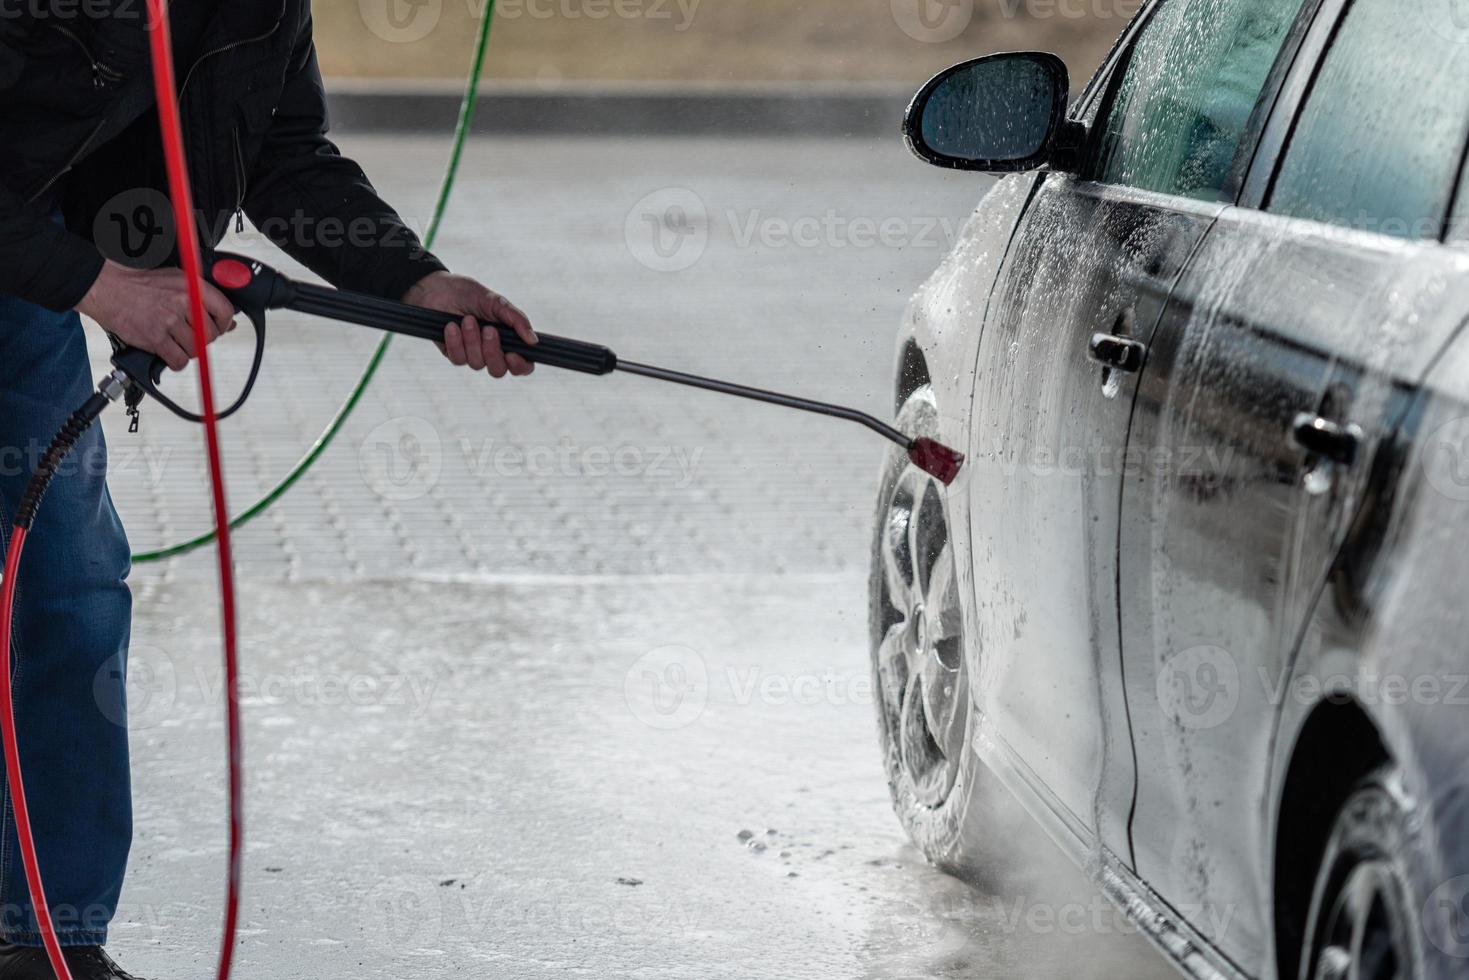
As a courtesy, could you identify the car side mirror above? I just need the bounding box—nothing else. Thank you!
[904,52,1085,173]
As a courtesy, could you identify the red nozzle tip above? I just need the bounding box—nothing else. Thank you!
[909,437,965,486]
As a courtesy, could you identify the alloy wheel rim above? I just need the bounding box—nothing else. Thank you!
[1312,860,1414,980]
[876,466,967,807]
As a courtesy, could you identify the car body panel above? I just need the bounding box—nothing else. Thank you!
[897,171,1038,619]
[1268,293,1469,980]
[1119,207,1469,974]
[965,172,1222,858]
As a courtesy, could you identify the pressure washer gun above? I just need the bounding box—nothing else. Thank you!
[110,252,965,485]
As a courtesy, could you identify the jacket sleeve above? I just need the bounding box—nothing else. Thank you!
[0,185,107,312]
[0,23,106,312]
[241,17,447,301]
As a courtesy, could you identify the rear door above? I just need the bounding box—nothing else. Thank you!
[1118,0,1469,971]
[966,0,1310,858]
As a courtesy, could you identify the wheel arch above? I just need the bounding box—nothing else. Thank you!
[895,339,932,416]
[1271,697,1390,980]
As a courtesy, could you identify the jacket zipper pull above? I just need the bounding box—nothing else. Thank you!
[236,209,245,234]
[125,384,144,433]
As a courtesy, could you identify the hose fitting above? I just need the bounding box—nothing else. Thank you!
[13,372,128,530]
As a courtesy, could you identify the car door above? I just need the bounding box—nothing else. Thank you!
[1118,0,1469,971]
[966,0,1310,858]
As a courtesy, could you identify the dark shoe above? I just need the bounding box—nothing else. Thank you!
[0,943,147,980]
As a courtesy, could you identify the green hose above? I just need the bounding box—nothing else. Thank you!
[133,3,498,564]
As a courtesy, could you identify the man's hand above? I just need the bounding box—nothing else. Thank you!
[76,260,237,372]
[402,272,539,378]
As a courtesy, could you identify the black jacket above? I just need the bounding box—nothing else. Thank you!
[0,0,446,312]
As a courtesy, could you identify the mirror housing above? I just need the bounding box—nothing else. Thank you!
[904,52,1085,173]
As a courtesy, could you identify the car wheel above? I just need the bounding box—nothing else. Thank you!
[1299,766,1427,980]
[869,389,983,874]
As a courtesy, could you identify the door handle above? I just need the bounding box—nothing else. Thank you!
[1088,332,1148,373]
[1289,413,1361,466]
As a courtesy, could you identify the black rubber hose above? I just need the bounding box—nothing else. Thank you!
[14,393,111,531]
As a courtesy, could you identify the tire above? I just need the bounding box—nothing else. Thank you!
[1298,766,1429,980]
[868,389,990,878]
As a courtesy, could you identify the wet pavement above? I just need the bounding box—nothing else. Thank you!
[94,134,1176,978]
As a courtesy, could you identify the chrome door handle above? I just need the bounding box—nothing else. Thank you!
[1290,413,1361,465]
[1088,333,1148,373]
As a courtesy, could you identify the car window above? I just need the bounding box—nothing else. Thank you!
[1270,0,1469,241]
[1452,163,1469,244]
[1092,0,1306,200]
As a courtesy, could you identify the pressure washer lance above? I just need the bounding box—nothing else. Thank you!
[109,253,966,485]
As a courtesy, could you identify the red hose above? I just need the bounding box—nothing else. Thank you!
[0,529,73,979]
[0,5,240,976]
[142,2,245,978]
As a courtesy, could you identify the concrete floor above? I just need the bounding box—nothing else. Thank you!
[94,134,1176,978]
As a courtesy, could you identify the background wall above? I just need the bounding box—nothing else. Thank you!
[318,0,1139,85]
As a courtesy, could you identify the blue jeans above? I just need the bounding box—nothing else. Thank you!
[0,293,133,947]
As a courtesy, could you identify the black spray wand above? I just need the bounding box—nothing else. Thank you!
[112,253,966,485]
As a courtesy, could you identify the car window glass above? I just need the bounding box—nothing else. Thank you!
[1092,0,1305,200]
[1452,164,1469,244]
[1271,0,1469,241]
